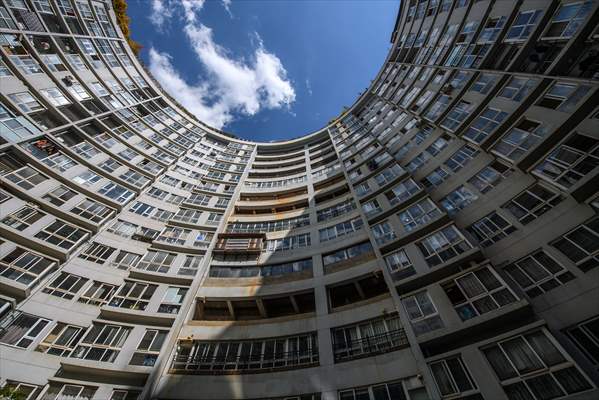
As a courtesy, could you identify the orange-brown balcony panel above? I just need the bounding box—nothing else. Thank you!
[213,233,266,254]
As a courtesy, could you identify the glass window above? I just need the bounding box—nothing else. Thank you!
[71,322,131,363]
[416,226,472,267]
[402,291,444,335]
[502,183,564,225]
[36,322,85,357]
[551,217,599,273]
[543,1,593,40]
[482,329,592,398]
[467,212,517,248]
[0,311,49,348]
[442,266,518,321]
[493,119,549,162]
[534,132,599,190]
[505,250,575,298]
[429,355,477,397]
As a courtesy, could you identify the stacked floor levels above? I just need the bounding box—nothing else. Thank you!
[0,0,598,400]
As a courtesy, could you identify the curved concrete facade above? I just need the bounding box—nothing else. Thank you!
[0,1,598,400]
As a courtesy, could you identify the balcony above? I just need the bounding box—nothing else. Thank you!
[333,328,409,363]
[213,233,266,254]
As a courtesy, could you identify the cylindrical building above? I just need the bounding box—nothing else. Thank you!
[0,1,598,400]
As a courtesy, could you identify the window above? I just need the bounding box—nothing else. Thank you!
[73,170,101,187]
[467,212,517,248]
[442,266,518,321]
[440,100,473,131]
[355,181,372,197]
[130,329,167,367]
[362,199,383,218]
[70,198,114,224]
[0,311,50,348]
[537,81,591,113]
[482,329,592,399]
[43,185,77,206]
[441,186,478,215]
[551,217,599,272]
[77,281,116,305]
[317,200,357,222]
[374,164,404,187]
[429,355,477,397]
[9,56,43,75]
[42,272,88,299]
[322,242,374,267]
[1,206,45,231]
[72,322,131,362]
[226,215,310,233]
[319,217,363,242]
[99,182,135,204]
[402,291,444,335]
[505,250,575,298]
[534,132,599,190]
[0,246,55,287]
[502,183,564,225]
[109,390,140,400]
[505,9,542,41]
[417,226,472,267]
[0,381,42,400]
[179,255,203,276]
[498,76,539,102]
[444,145,479,172]
[331,314,407,362]
[470,73,499,94]
[265,233,311,252]
[7,92,44,113]
[172,332,318,372]
[158,287,188,314]
[4,166,48,190]
[110,251,141,271]
[384,249,414,280]
[157,226,190,246]
[422,166,450,188]
[34,220,88,250]
[398,198,442,233]
[463,108,508,144]
[78,242,116,264]
[493,119,549,161]
[109,281,157,311]
[371,221,396,245]
[543,1,593,40]
[40,88,71,107]
[136,250,176,273]
[41,383,97,400]
[385,178,420,206]
[468,161,513,194]
[338,380,414,400]
[566,316,599,365]
[172,208,203,224]
[36,322,85,357]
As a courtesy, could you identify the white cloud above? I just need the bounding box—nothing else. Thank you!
[180,0,205,23]
[149,0,173,30]
[305,78,313,96]
[148,0,296,129]
[221,0,233,17]
[148,48,233,128]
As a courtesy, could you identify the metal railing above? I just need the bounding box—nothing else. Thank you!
[332,329,409,362]
[171,349,319,374]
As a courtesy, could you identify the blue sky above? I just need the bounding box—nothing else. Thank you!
[126,0,399,141]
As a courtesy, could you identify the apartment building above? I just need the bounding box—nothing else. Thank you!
[0,0,598,400]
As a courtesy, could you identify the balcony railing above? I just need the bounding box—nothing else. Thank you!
[213,233,266,254]
[171,349,319,374]
[332,328,409,362]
